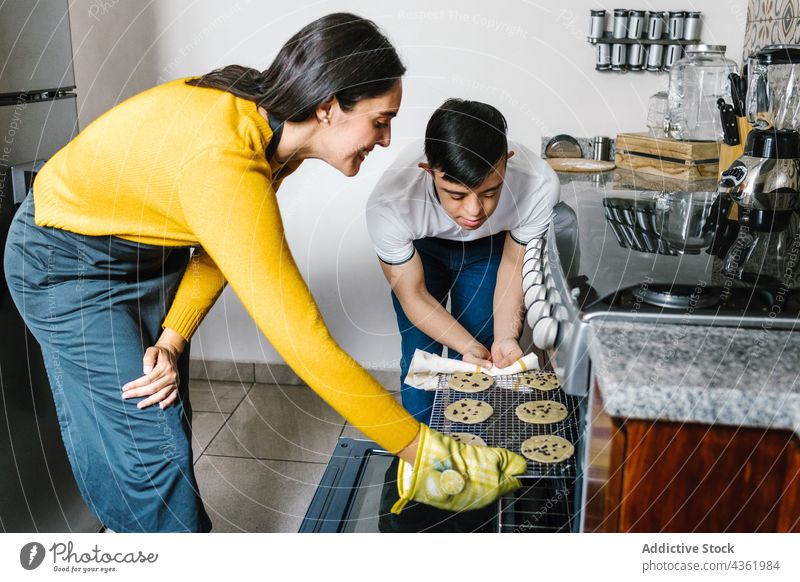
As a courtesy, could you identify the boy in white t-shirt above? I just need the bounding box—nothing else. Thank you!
[367,99,562,422]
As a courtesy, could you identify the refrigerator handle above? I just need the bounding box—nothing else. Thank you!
[11,159,46,204]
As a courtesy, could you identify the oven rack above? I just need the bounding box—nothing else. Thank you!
[429,373,582,479]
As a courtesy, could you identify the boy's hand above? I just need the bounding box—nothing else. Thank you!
[491,337,523,369]
[462,341,493,369]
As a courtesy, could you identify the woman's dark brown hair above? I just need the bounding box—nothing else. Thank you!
[187,13,405,121]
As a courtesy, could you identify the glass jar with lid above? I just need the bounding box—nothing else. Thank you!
[667,44,738,141]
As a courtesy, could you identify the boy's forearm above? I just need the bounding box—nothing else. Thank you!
[493,272,524,341]
[493,240,525,341]
[401,291,479,354]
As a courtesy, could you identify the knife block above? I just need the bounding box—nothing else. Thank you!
[718,117,751,179]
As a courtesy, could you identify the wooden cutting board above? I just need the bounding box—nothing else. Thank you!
[615,132,720,180]
[547,158,616,172]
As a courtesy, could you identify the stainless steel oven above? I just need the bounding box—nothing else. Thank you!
[300,437,582,533]
[301,371,587,533]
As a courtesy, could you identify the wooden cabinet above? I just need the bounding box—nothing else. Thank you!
[583,383,800,532]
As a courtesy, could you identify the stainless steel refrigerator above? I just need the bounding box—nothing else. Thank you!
[0,0,101,532]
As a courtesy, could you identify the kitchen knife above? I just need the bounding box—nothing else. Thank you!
[728,72,745,117]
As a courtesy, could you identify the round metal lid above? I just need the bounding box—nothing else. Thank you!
[753,45,800,65]
[686,44,727,53]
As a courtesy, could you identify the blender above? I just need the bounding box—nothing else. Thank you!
[717,130,800,282]
[715,46,800,282]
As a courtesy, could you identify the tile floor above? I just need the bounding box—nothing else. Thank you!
[189,378,400,532]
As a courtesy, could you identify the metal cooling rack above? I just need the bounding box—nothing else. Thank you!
[429,373,583,479]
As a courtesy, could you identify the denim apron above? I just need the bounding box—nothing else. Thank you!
[3,192,211,532]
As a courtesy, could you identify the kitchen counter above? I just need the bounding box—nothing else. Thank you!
[556,166,719,194]
[555,170,800,438]
[588,313,800,437]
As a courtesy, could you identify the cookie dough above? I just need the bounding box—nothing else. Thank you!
[520,435,574,464]
[444,399,494,424]
[448,372,494,393]
[517,371,560,391]
[515,400,568,424]
[449,432,487,446]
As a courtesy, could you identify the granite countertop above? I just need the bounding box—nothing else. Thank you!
[588,321,800,437]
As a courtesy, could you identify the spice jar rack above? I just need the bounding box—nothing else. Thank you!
[587,9,705,73]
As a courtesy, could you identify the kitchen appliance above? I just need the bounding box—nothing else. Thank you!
[522,180,800,401]
[303,171,800,533]
[0,1,100,532]
[717,129,800,281]
[301,372,586,533]
[746,45,800,131]
[300,438,580,533]
[667,45,738,141]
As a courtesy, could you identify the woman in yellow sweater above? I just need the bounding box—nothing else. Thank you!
[3,13,525,532]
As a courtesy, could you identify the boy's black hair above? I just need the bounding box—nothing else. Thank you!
[424,98,508,188]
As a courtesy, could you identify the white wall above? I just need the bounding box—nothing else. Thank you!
[67,0,746,369]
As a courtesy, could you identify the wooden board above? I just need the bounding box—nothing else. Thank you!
[615,131,721,181]
[615,150,720,180]
[547,158,615,173]
[613,167,719,192]
[616,132,721,160]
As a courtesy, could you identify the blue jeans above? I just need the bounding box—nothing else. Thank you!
[4,192,211,532]
[391,232,506,423]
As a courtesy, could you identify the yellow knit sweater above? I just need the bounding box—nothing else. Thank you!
[33,77,419,453]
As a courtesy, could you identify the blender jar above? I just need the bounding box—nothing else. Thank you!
[747,46,800,130]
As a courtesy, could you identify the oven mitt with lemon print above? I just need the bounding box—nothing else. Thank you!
[391,424,527,514]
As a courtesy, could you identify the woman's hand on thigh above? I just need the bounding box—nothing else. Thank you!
[122,329,186,410]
